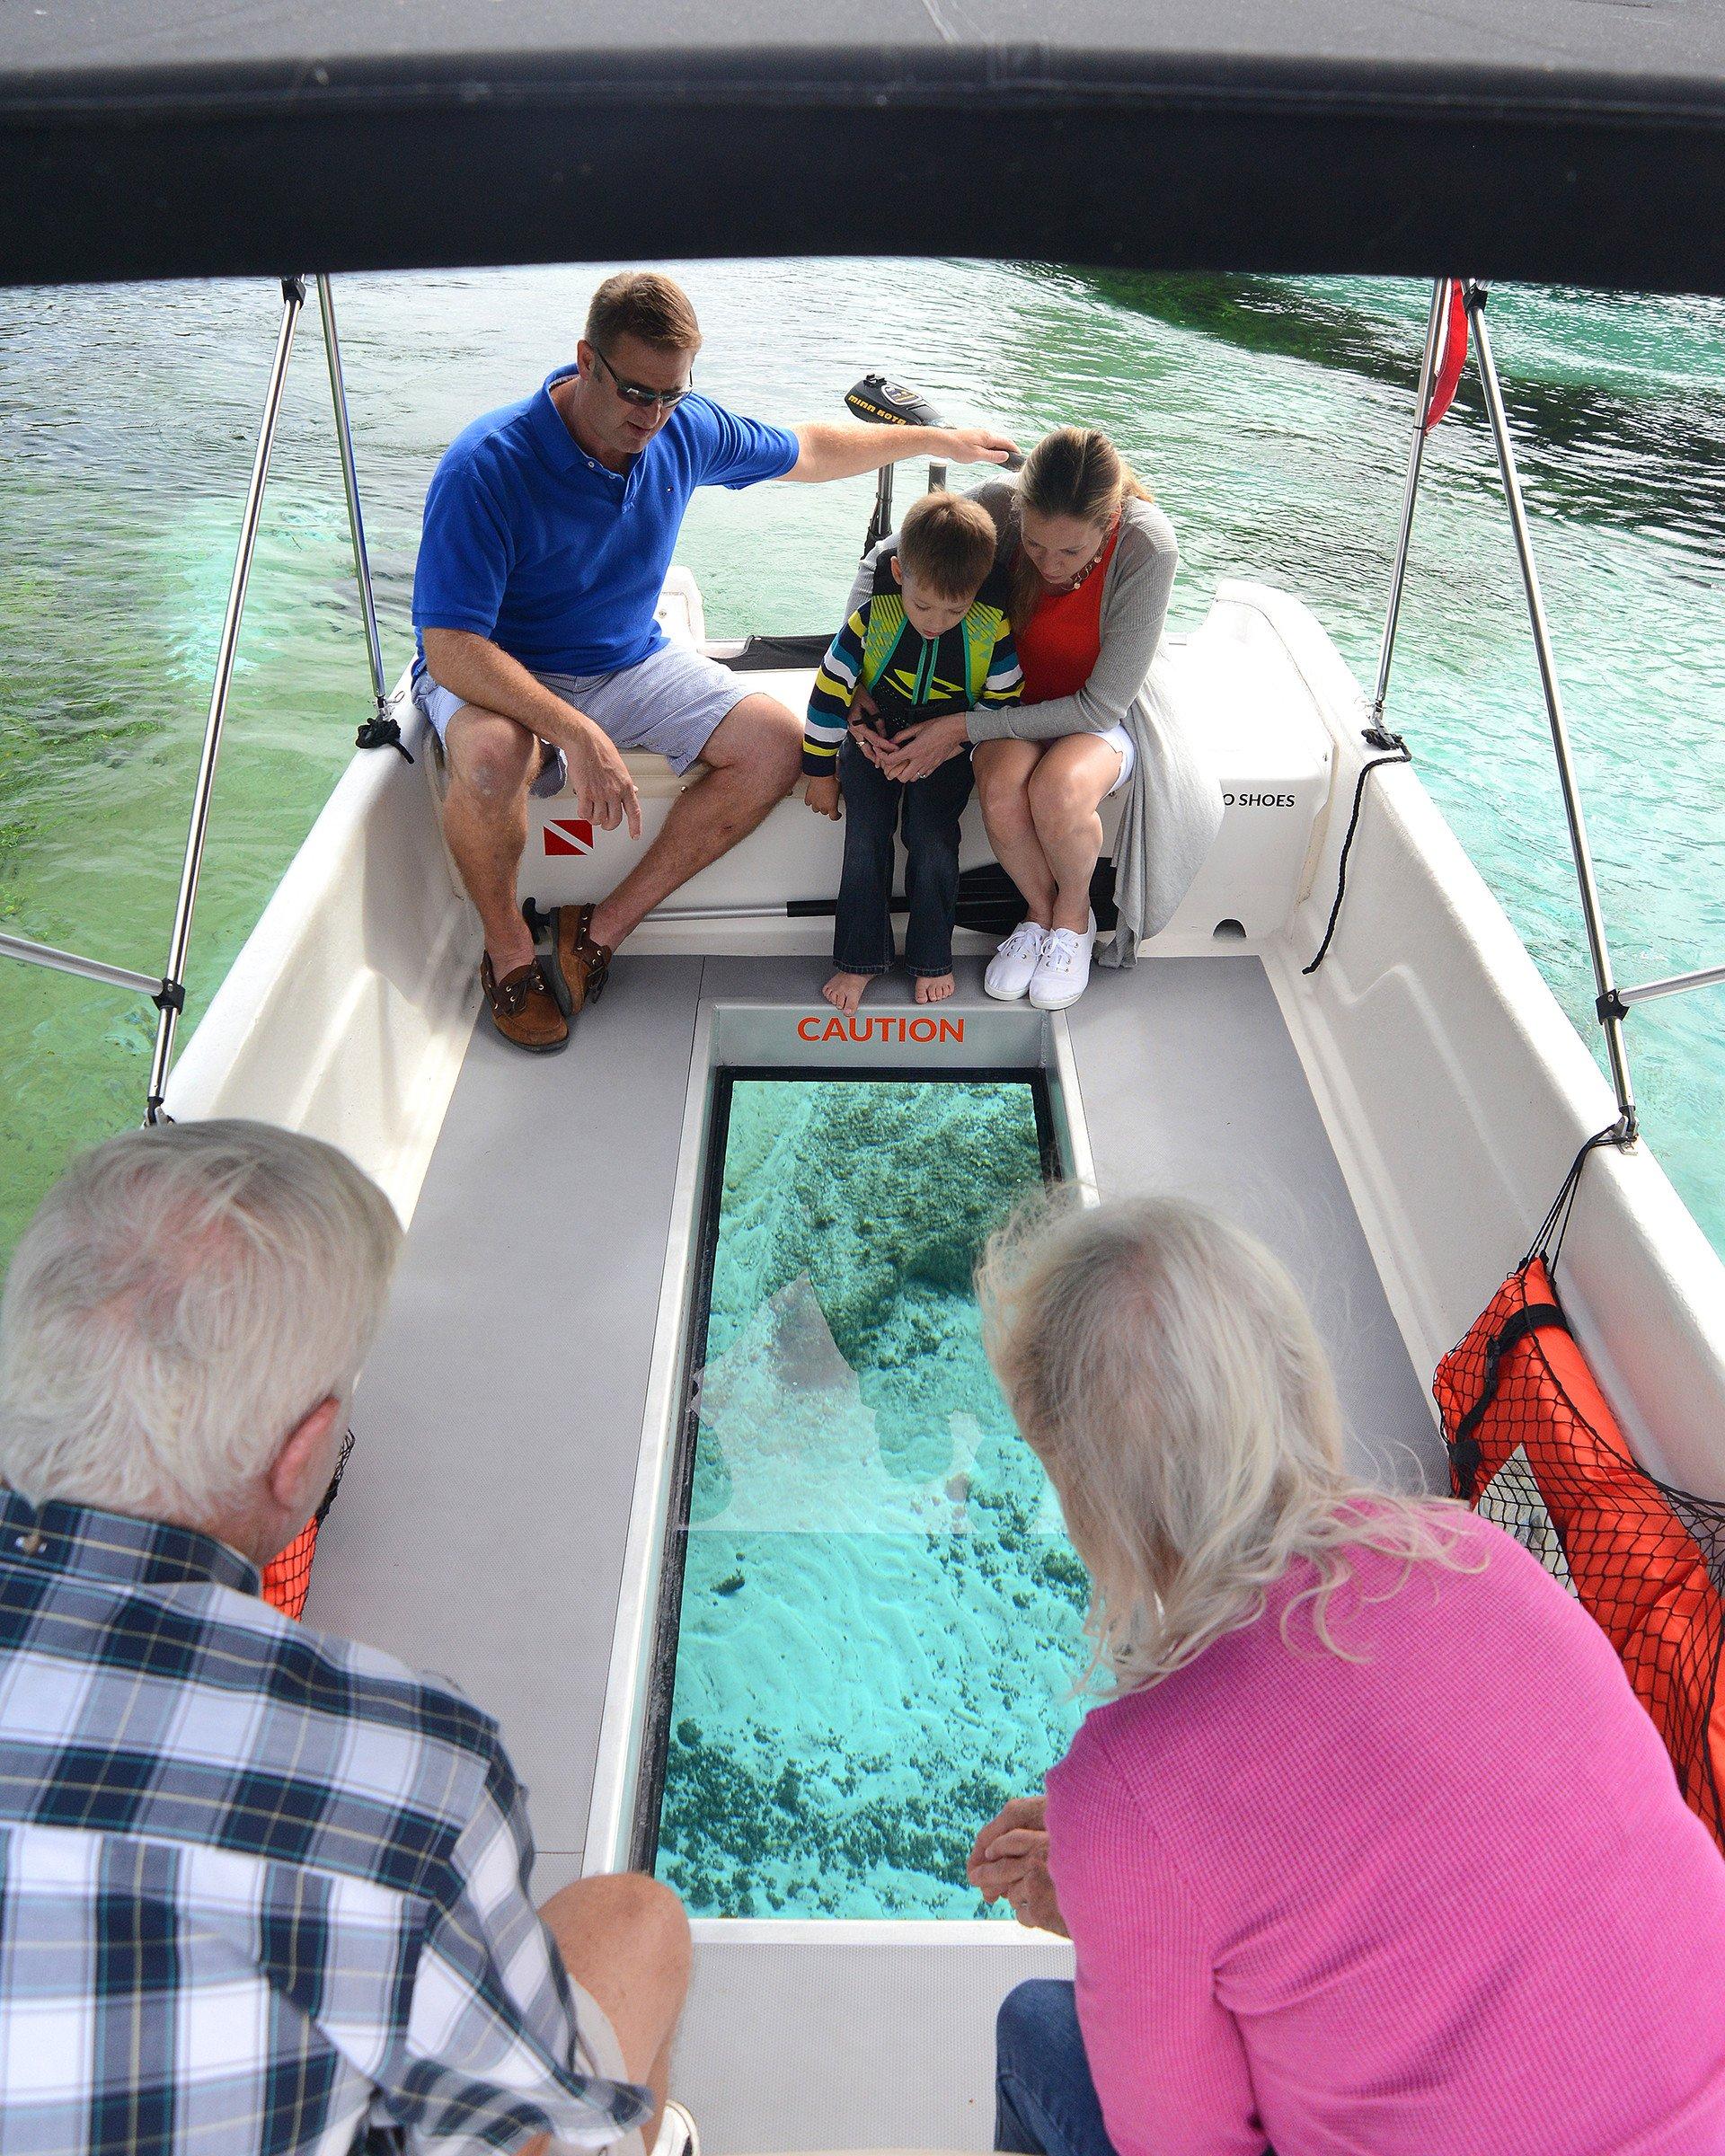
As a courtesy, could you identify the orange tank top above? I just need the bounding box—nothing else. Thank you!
[1013,520,1122,702]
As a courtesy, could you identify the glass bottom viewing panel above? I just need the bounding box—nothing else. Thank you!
[642,1069,1092,1920]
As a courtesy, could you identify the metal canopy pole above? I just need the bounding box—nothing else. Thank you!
[0,930,168,1003]
[143,276,305,1124]
[1371,278,1447,729]
[315,273,404,755]
[1466,283,1638,1141]
[1616,961,1725,1010]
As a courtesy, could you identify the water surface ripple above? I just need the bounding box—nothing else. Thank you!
[0,263,1720,1267]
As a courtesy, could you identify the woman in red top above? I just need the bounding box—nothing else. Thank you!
[867,428,1221,1006]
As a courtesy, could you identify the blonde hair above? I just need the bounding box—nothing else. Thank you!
[978,1192,1475,1691]
[1011,426,1152,623]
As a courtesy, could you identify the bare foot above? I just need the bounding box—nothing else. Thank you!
[823,971,873,1015]
[915,973,956,1004]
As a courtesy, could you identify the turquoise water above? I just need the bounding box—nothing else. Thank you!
[654,1076,1089,1918]
[1,264,1721,1274]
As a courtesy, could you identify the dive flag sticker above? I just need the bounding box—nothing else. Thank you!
[543,817,595,857]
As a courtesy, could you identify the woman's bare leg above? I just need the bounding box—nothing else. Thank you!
[973,739,1057,926]
[1025,735,1123,933]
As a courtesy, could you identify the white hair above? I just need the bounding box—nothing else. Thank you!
[0,1118,402,1524]
[978,1192,1476,1690]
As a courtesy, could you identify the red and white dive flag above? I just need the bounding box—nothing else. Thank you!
[1422,280,1469,433]
[543,817,595,857]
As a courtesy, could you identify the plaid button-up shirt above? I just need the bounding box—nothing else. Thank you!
[0,1489,650,2155]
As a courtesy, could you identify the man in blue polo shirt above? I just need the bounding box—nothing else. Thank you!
[412,270,1014,1051]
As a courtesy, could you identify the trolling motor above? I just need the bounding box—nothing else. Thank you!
[845,372,1026,554]
[845,373,951,553]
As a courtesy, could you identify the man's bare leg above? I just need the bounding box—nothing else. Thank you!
[441,705,546,978]
[587,694,802,951]
[535,1873,693,2153]
[973,738,1057,927]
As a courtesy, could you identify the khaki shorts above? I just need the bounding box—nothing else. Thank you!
[412,641,748,798]
[569,1973,650,2156]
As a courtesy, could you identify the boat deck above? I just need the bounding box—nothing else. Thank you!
[308,948,1443,2148]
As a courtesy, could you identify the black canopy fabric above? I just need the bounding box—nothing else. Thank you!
[4,0,1725,290]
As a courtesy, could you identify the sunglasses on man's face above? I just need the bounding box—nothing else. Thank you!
[591,347,694,411]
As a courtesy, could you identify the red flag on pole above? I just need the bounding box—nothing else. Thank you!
[1422,280,1468,432]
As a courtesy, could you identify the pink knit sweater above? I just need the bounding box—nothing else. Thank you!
[1043,1514,1725,2156]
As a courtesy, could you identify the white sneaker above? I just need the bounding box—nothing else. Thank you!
[1029,914,1098,1010]
[985,921,1048,1001]
[650,2100,700,2156]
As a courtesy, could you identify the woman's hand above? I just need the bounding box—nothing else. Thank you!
[878,711,969,784]
[968,1795,1068,1937]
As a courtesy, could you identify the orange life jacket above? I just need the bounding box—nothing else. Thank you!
[260,1515,320,1621]
[1434,1257,1725,1852]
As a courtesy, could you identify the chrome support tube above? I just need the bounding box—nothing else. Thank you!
[865,464,895,554]
[1371,279,1447,725]
[1468,286,1638,1140]
[651,904,797,922]
[315,274,390,724]
[1617,960,1725,1009]
[143,276,305,1124]
[0,930,164,1002]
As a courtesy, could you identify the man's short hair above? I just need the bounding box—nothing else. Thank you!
[585,271,703,355]
[0,1120,402,1524]
[896,491,999,602]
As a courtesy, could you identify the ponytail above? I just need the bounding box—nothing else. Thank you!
[1010,427,1150,622]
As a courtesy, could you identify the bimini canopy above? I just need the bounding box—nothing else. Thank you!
[3,0,1724,290]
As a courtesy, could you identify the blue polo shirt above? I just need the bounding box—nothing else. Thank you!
[412,367,801,676]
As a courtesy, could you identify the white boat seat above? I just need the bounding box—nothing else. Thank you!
[623,750,708,798]
[421,592,1342,945]
[423,727,704,797]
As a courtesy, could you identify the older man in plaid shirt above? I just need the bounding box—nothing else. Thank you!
[0,1119,691,2156]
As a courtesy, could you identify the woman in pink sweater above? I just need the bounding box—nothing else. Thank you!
[968,1197,1725,2156]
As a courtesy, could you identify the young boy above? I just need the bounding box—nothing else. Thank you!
[803,490,1022,1012]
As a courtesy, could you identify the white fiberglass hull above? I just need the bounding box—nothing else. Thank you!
[162,575,1725,2148]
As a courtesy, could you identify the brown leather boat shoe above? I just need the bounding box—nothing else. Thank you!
[549,903,614,1019]
[480,953,569,1052]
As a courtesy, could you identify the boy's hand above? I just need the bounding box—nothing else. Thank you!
[804,774,842,820]
[848,687,893,770]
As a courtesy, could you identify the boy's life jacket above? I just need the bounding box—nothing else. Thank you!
[801,555,1022,777]
[856,556,1013,734]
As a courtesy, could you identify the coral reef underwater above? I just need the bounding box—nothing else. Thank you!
[656,1077,1094,1919]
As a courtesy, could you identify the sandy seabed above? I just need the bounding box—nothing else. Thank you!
[657,1078,1094,1920]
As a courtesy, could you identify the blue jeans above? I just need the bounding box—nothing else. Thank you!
[995,1981,1117,2156]
[995,1979,1272,2156]
[832,734,974,977]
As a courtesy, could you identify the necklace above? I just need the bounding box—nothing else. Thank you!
[1048,514,1119,595]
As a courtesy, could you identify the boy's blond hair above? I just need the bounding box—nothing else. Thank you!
[897,490,998,602]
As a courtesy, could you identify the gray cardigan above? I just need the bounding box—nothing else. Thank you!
[845,482,1223,964]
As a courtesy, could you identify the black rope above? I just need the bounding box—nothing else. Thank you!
[357,708,413,763]
[1302,724,1412,975]
[314,1427,357,1527]
[1524,1124,1623,1277]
